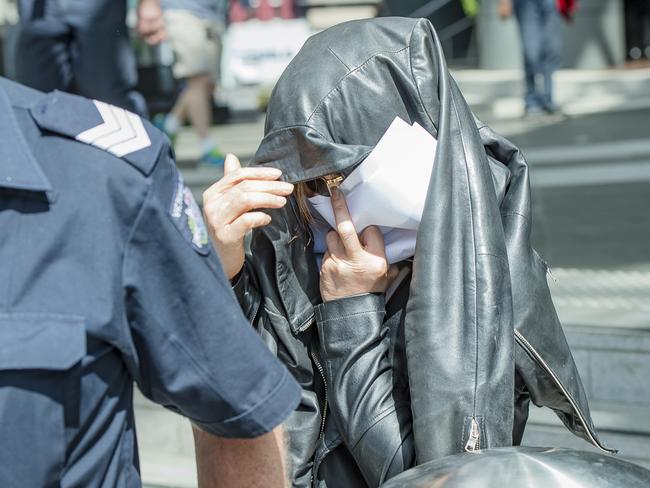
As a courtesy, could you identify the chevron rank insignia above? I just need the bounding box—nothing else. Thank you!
[76,101,151,157]
[171,172,210,255]
[30,90,165,175]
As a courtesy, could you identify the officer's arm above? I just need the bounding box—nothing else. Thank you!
[193,425,289,488]
[122,151,300,441]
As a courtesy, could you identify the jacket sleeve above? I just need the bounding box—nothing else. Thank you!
[231,257,263,323]
[315,293,415,486]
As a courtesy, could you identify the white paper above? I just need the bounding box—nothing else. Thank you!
[308,116,437,264]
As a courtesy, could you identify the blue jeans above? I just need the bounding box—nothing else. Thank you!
[513,0,562,111]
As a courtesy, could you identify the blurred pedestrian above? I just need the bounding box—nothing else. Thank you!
[499,0,566,115]
[155,0,228,166]
[15,0,165,118]
[0,75,300,487]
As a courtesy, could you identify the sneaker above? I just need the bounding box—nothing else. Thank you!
[522,106,545,119]
[201,147,226,166]
[152,113,177,147]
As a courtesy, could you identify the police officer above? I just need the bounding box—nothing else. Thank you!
[0,76,300,487]
[15,0,165,117]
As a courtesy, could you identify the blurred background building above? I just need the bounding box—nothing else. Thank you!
[0,1,648,486]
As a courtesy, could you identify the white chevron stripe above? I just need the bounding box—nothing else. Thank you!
[76,101,120,143]
[109,111,151,157]
[76,100,151,157]
[92,105,135,149]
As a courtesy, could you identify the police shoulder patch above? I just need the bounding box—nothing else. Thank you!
[29,91,165,176]
[171,172,210,255]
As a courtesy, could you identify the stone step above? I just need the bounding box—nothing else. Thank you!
[523,403,650,470]
[134,390,197,488]
[453,68,650,119]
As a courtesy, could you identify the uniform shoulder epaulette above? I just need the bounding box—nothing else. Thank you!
[29,90,167,176]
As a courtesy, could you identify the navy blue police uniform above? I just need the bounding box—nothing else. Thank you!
[0,77,300,487]
[16,0,147,117]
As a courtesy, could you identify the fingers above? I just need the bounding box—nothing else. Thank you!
[202,153,291,202]
[204,167,286,201]
[359,225,387,258]
[206,191,288,226]
[237,179,295,196]
[330,188,361,255]
[224,153,241,176]
[387,264,400,281]
[226,212,273,242]
[325,230,345,258]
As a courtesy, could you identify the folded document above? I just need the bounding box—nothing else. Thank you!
[309,116,437,264]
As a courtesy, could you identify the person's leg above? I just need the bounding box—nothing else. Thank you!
[15,0,73,93]
[68,0,148,117]
[513,0,545,111]
[540,0,562,111]
[642,0,650,58]
[183,74,214,141]
[625,0,643,60]
[162,10,224,164]
[169,86,190,126]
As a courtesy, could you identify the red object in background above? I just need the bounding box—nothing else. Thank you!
[256,0,275,20]
[279,0,294,19]
[557,0,578,21]
[229,1,247,22]
[228,0,295,23]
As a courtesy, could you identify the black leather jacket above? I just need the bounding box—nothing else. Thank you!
[233,17,614,488]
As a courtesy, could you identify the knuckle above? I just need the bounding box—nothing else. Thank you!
[337,221,356,237]
[368,260,387,276]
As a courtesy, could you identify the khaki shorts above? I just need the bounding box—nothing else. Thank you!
[164,10,223,80]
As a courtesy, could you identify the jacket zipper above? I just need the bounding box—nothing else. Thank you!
[514,329,615,454]
[247,295,262,326]
[310,348,329,439]
[464,417,481,452]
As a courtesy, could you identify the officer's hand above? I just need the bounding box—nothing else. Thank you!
[320,188,398,302]
[498,0,513,20]
[137,0,166,45]
[203,154,294,280]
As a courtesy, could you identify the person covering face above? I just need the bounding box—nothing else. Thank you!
[203,17,612,488]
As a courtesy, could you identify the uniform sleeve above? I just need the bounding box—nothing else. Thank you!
[121,154,300,438]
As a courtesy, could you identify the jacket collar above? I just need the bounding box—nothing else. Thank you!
[261,201,322,335]
[0,84,53,195]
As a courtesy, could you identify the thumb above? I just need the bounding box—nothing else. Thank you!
[224,153,242,176]
[360,225,387,258]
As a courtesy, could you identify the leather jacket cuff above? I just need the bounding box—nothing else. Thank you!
[230,263,261,322]
[315,293,386,356]
[315,293,385,320]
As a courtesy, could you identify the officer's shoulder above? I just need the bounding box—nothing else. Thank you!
[13,82,169,176]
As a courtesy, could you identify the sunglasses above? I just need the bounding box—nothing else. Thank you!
[305,173,345,196]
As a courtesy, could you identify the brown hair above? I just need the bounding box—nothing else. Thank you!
[294,182,314,224]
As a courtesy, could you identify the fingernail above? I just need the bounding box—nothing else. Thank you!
[225,153,238,166]
[330,187,339,200]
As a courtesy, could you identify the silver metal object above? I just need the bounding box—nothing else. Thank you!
[381,447,650,488]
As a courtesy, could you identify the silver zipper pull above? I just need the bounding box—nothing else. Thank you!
[464,418,481,452]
